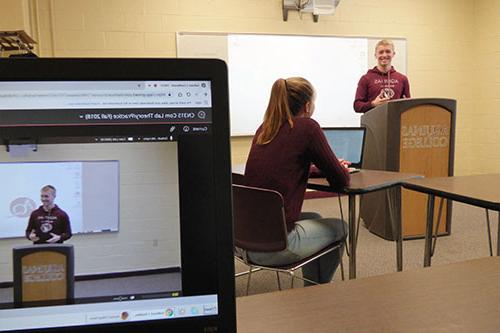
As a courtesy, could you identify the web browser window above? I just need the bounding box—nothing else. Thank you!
[0,80,220,331]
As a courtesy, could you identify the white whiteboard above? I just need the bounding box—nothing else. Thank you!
[177,33,407,136]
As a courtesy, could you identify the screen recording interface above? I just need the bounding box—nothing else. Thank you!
[0,80,212,136]
[0,81,218,331]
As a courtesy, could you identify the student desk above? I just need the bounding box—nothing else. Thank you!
[237,257,500,332]
[403,174,500,267]
[308,170,422,279]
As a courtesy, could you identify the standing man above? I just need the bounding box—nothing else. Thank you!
[353,39,411,113]
[26,185,72,244]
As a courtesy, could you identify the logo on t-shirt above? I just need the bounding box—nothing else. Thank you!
[40,222,53,233]
[381,87,395,99]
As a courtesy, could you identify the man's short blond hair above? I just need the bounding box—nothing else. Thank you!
[41,185,56,196]
[375,39,395,52]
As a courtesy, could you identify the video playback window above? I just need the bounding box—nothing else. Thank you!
[0,140,182,309]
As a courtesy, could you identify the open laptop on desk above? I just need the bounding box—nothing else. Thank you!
[0,58,235,332]
[322,127,366,173]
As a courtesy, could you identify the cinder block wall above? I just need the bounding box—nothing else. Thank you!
[0,0,480,173]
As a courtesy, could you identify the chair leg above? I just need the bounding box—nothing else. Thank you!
[290,271,295,289]
[246,265,253,296]
[276,271,282,291]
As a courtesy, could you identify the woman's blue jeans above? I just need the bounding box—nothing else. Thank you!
[247,212,347,285]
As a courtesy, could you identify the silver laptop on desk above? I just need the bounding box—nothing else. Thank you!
[322,127,366,172]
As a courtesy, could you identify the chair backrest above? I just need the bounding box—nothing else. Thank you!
[232,184,288,252]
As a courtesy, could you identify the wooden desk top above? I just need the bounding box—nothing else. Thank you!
[237,257,500,332]
[308,169,422,194]
[233,165,422,194]
[403,174,500,210]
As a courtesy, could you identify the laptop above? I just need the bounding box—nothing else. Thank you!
[0,58,235,332]
[322,127,366,172]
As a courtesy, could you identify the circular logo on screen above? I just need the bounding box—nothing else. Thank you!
[10,197,37,218]
[165,308,174,317]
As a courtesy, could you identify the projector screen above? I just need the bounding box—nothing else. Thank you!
[0,161,119,239]
[177,33,407,136]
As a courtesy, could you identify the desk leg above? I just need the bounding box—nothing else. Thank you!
[387,187,403,272]
[348,194,356,279]
[424,194,435,267]
[497,212,500,256]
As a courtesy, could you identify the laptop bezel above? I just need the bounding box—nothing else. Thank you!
[0,58,235,333]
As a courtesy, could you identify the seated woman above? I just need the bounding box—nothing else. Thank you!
[244,77,350,285]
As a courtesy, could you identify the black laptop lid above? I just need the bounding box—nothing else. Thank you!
[322,127,366,169]
[0,58,235,333]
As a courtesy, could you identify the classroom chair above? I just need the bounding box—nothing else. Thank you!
[232,183,345,295]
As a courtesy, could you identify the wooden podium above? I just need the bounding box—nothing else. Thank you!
[360,98,456,239]
[13,244,74,306]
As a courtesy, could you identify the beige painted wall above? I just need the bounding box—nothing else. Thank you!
[0,0,488,174]
[472,0,500,174]
[0,0,27,30]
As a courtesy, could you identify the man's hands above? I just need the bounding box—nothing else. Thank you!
[28,230,62,243]
[371,92,390,108]
[46,233,61,243]
[28,230,40,242]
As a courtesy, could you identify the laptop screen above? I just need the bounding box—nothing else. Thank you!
[0,59,234,332]
[322,127,366,169]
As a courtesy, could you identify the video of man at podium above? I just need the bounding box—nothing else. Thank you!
[0,141,183,309]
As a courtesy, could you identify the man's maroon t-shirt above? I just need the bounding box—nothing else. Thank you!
[354,66,411,113]
[25,205,72,244]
